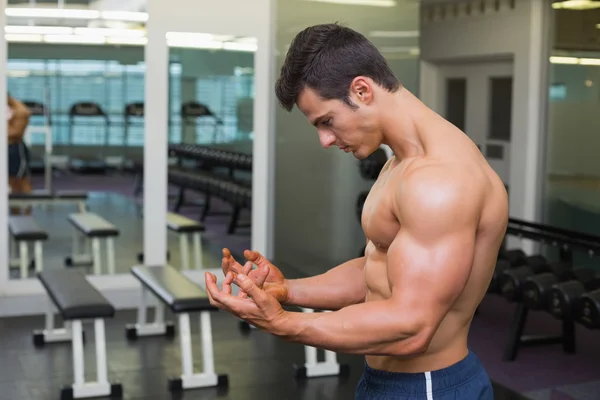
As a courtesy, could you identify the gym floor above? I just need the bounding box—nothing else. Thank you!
[2,172,598,399]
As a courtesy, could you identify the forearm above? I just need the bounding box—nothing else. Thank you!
[277,300,426,356]
[285,257,366,310]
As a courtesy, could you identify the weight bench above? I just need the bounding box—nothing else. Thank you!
[9,216,48,279]
[9,189,88,212]
[34,269,122,399]
[168,212,205,270]
[65,213,120,275]
[126,265,228,392]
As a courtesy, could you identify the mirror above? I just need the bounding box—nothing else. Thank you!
[165,32,255,272]
[6,39,146,280]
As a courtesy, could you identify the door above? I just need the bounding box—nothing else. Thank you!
[439,61,513,186]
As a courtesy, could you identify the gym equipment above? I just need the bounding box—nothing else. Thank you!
[126,265,229,392]
[64,213,120,275]
[181,101,224,144]
[521,261,573,310]
[498,255,550,302]
[488,249,527,294]
[9,190,88,213]
[358,147,388,180]
[547,268,600,320]
[575,289,600,330]
[9,216,48,279]
[22,100,55,191]
[123,102,145,171]
[34,269,122,399]
[136,212,204,270]
[294,308,351,379]
[68,102,117,173]
[501,218,600,362]
[356,191,368,222]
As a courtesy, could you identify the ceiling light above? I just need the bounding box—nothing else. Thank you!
[5,25,73,35]
[549,56,580,64]
[43,34,106,44]
[5,33,43,42]
[369,30,419,38]
[166,32,215,42]
[167,39,223,50]
[579,58,600,65]
[74,27,145,37]
[223,42,258,52]
[305,0,396,6]
[6,7,100,19]
[106,37,148,46]
[551,0,600,9]
[100,11,148,22]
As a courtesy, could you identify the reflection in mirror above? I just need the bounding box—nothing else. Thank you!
[6,36,146,280]
[166,32,255,272]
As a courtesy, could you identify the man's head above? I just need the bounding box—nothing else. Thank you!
[275,23,401,159]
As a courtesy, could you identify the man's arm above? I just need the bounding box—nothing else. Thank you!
[286,256,367,310]
[7,96,31,141]
[276,167,480,356]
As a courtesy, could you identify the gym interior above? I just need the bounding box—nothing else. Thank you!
[0,0,599,399]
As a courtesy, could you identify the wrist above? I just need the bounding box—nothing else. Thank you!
[273,310,301,340]
[282,279,294,305]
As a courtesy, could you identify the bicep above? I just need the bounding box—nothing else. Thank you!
[386,187,478,332]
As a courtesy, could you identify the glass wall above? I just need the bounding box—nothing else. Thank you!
[273,0,420,276]
[544,8,600,267]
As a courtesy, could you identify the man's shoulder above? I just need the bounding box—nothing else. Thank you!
[394,159,485,223]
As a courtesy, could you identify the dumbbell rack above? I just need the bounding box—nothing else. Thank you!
[497,218,600,361]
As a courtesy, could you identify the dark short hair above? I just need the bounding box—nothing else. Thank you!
[275,23,401,112]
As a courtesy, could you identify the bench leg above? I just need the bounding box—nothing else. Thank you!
[66,228,92,267]
[34,240,44,274]
[19,242,30,279]
[169,312,228,392]
[293,309,349,379]
[192,233,203,269]
[105,238,115,275]
[63,319,121,399]
[125,288,175,339]
[9,236,19,269]
[92,238,102,275]
[32,299,73,346]
[179,234,190,271]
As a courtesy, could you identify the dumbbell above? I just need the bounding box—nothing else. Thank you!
[498,255,550,302]
[575,289,600,329]
[488,249,527,294]
[521,262,574,310]
[547,268,600,320]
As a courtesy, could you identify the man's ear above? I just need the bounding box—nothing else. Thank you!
[350,77,373,104]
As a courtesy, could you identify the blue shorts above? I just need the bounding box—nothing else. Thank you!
[8,142,31,178]
[355,351,494,400]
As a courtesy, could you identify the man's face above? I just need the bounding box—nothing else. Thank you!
[296,87,381,160]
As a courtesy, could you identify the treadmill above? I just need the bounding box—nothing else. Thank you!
[124,101,144,171]
[181,101,223,144]
[68,101,110,174]
[22,101,50,177]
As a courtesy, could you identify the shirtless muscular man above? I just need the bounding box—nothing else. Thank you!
[205,23,508,399]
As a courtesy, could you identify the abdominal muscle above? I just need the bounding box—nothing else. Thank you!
[362,244,471,374]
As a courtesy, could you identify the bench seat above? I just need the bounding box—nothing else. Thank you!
[167,212,205,233]
[9,216,48,241]
[9,189,88,200]
[38,270,115,320]
[68,213,119,238]
[131,265,214,313]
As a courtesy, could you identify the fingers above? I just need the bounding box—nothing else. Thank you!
[254,266,269,289]
[244,250,272,268]
[241,261,253,275]
[237,274,269,308]
[222,271,234,295]
[222,248,232,258]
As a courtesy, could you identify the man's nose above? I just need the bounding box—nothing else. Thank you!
[318,131,336,148]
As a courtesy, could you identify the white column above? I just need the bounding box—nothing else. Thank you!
[0,0,9,292]
[251,0,276,259]
[144,5,169,266]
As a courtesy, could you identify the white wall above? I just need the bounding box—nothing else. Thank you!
[419,0,553,225]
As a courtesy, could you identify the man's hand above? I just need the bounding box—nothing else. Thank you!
[221,248,289,303]
[205,271,289,334]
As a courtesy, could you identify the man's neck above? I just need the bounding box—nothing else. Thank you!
[379,89,435,162]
